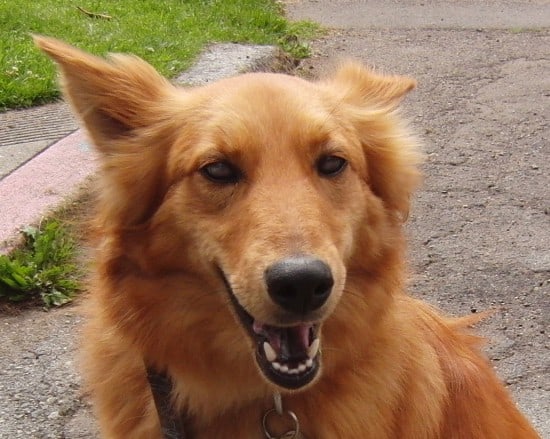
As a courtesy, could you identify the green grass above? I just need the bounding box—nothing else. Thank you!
[0,0,320,111]
[0,219,80,308]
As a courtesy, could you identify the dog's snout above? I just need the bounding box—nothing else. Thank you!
[265,257,334,314]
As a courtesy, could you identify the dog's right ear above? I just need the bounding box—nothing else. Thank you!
[322,62,422,221]
[33,35,173,152]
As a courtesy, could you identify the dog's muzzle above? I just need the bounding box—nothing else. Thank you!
[221,256,333,389]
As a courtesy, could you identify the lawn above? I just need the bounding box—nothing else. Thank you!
[0,0,317,111]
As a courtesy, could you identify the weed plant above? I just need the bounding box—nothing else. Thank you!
[0,220,80,308]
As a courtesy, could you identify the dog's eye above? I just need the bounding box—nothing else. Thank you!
[200,161,242,184]
[317,155,348,177]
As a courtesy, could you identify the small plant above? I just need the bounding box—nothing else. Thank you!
[0,219,80,308]
[279,21,323,59]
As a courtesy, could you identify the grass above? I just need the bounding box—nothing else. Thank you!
[0,219,80,308]
[0,188,93,310]
[0,0,320,111]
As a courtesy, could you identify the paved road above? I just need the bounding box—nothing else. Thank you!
[286,0,549,435]
[287,0,550,29]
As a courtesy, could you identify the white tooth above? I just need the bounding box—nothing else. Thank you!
[306,358,313,368]
[263,342,277,362]
[308,338,320,359]
[272,362,281,371]
[280,364,289,373]
[298,363,307,373]
[289,368,299,375]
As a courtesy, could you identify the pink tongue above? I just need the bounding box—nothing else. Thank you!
[292,324,311,351]
[253,320,311,357]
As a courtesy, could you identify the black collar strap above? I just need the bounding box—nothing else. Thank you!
[146,367,188,439]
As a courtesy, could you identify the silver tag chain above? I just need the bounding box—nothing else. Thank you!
[262,392,304,439]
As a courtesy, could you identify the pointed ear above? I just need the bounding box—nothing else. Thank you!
[323,62,421,220]
[34,36,178,227]
[327,61,416,109]
[33,35,173,151]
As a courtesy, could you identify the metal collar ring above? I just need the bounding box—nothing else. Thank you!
[262,407,300,439]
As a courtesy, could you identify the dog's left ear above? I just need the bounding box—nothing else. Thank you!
[323,62,422,220]
[34,36,178,226]
[326,61,416,109]
[33,35,173,151]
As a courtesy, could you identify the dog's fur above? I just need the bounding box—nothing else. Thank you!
[36,36,540,438]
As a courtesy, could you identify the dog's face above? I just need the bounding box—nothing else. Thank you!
[36,37,420,390]
[171,76,368,388]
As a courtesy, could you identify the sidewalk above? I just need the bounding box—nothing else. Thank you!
[0,43,280,439]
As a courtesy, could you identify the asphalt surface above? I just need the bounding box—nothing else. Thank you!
[0,1,548,437]
[286,0,549,435]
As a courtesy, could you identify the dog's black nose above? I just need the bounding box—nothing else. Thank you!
[265,257,334,314]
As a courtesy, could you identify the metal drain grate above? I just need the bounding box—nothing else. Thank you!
[0,102,78,147]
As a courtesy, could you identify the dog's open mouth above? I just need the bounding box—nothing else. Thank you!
[252,318,320,390]
[220,271,321,389]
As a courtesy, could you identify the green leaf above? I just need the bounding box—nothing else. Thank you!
[0,218,80,307]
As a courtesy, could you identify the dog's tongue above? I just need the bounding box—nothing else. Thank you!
[253,320,311,359]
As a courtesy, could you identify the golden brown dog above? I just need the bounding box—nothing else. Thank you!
[35,36,540,438]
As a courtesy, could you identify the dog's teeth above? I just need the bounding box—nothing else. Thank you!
[307,338,320,359]
[272,357,315,375]
[273,359,313,375]
[263,342,277,362]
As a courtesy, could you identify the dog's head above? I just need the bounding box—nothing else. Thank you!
[36,36,421,391]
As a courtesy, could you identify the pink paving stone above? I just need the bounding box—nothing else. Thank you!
[0,129,97,253]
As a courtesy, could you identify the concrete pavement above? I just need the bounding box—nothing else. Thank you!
[285,0,549,435]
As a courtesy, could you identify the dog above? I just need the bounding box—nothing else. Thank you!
[35,36,540,438]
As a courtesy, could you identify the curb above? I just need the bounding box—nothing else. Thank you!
[0,43,280,254]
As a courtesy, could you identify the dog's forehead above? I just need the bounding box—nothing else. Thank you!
[169,72,366,177]
[205,72,315,97]
[192,73,344,147]
[199,73,326,118]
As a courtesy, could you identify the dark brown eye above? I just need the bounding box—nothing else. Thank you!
[200,161,242,184]
[317,155,347,177]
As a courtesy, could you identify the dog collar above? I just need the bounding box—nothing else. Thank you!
[146,367,188,438]
[262,392,305,439]
[147,368,306,439]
